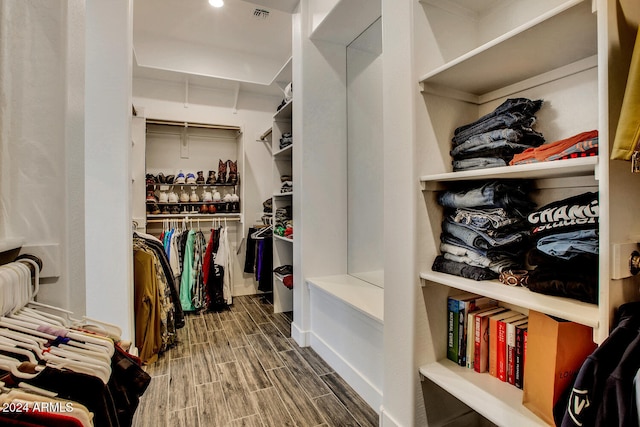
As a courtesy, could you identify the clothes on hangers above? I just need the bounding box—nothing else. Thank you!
[133,233,183,364]
[0,258,152,427]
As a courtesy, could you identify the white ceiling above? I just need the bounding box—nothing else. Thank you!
[132,0,297,96]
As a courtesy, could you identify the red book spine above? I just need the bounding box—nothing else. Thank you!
[497,320,507,382]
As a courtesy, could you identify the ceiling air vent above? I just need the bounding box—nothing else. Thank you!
[253,8,269,19]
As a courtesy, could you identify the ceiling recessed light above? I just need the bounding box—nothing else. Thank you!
[209,0,224,7]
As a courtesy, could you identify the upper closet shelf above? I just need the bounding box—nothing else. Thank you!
[420,156,597,186]
[420,271,599,328]
[0,237,26,253]
[418,0,597,101]
[274,100,292,120]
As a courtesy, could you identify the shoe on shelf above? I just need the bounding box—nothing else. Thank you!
[208,204,217,214]
[175,170,186,184]
[146,190,157,202]
[206,170,216,184]
[273,265,293,276]
[166,174,175,184]
[216,159,227,184]
[170,206,180,214]
[157,173,166,184]
[196,171,205,184]
[227,160,238,185]
[186,172,196,184]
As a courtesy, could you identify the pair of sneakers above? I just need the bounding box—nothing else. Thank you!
[175,170,197,184]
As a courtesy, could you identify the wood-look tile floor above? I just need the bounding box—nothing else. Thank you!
[132,295,379,427]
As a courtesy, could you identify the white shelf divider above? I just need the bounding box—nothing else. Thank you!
[420,271,599,328]
[273,234,293,243]
[419,360,547,427]
[420,156,597,188]
[418,0,596,96]
[0,238,26,253]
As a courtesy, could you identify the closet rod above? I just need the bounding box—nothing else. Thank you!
[145,217,242,224]
[146,119,240,132]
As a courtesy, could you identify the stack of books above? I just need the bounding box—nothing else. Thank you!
[447,292,529,389]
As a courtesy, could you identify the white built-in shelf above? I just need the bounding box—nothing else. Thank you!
[420,156,597,188]
[274,191,293,197]
[274,100,293,120]
[273,144,293,158]
[273,234,293,243]
[419,360,546,427]
[418,0,596,99]
[273,56,292,92]
[306,274,384,323]
[0,238,26,253]
[420,271,599,328]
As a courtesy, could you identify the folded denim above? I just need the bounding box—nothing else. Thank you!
[443,218,529,249]
[452,112,537,145]
[431,255,498,281]
[441,242,522,273]
[453,157,507,171]
[438,181,535,214]
[452,140,539,160]
[441,234,525,260]
[450,207,523,230]
[536,229,599,259]
[453,98,543,139]
[527,248,597,270]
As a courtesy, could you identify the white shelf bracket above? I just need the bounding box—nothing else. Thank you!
[184,78,189,108]
[232,82,240,114]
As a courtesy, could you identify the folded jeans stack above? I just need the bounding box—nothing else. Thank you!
[451,98,545,171]
[280,132,292,149]
[525,191,599,303]
[432,180,536,280]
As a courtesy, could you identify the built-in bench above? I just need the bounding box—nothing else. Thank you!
[306,274,384,411]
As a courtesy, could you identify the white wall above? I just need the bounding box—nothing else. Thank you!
[0,0,86,314]
[85,0,134,340]
[132,77,279,294]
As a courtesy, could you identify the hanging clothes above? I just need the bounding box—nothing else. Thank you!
[216,226,233,305]
[0,258,151,427]
[179,229,196,312]
[133,232,183,364]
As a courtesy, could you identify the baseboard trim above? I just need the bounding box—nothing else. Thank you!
[310,331,383,411]
[380,406,402,427]
[291,321,309,347]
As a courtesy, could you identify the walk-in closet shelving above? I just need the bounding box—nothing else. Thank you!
[414,0,640,425]
[272,97,294,313]
[143,122,244,228]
